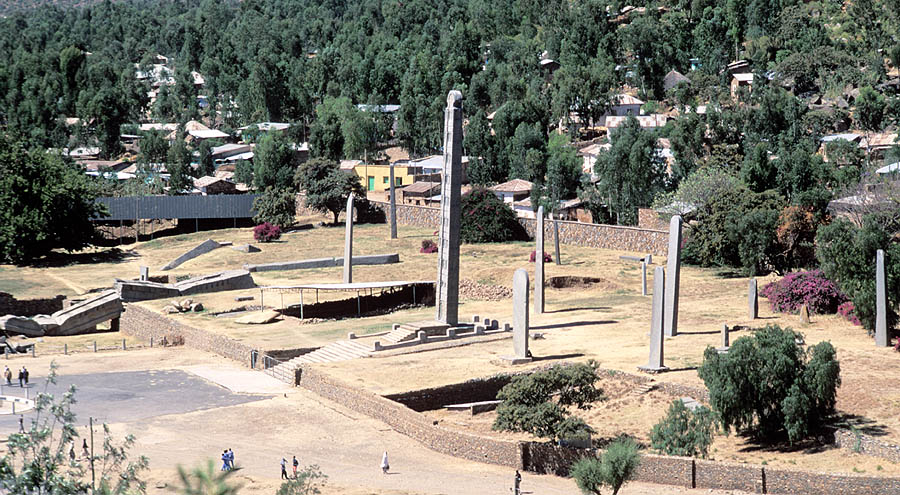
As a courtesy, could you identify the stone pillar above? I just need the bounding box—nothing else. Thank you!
[343,192,354,284]
[139,266,149,282]
[876,249,888,347]
[435,91,464,325]
[641,260,648,296]
[505,269,532,364]
[748,278,758,320]
[721,324,729,348]
[664,215,683,337]
[534,206,545,314]
[640,267,667,372]
[389,163,398,239]
[553,216,561,266]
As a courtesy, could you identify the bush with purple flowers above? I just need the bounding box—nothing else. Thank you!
[837,301,861,326]
[760,270,848,315]
[530,250,553,263]
[253,222,282,243]
[420,239,438,253]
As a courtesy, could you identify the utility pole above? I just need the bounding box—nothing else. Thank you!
[90,417,95,493]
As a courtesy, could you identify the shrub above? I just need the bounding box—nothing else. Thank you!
[460,187,527,243]
[354,197,385,224]
[837,301,861,326]
[682,186,785,275]
[571,438,641,495]
[276,465,327,495]
[530,250,552,262]
[698,324,841,444]
[760,270,848,315]
[774,206,819,272]
[252,187,296,228]
[650,400,715,458]
[253,222,282,243]
[493,361,604,441]
[816,216,900,333]
[420,239,438,253]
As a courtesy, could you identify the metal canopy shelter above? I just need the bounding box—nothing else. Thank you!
[258,280,435,318]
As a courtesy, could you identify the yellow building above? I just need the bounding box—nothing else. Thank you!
[341,161,418,192]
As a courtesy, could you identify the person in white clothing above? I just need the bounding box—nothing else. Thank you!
[381,451,389,474]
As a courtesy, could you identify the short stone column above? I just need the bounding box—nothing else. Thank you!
[502,269,532,364]
[748,278,758,320]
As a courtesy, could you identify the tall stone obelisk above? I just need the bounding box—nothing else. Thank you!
[534,205,545,314]
[435,91,463,325]
[343,192,354,283]
[664,215,683,337]
[876,249,888,347]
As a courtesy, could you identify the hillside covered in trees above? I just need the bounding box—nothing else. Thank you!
[1,0,900,227]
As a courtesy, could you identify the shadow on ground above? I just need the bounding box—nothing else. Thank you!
[28,248,140,268]
[531,320,616,330]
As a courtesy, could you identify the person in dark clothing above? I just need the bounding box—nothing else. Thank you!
[22,367,28,386]
[17,368,23,387]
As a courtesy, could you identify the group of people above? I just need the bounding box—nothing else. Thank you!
[280,456,300,479]
[3,366,28,387]
[220,449,235,471]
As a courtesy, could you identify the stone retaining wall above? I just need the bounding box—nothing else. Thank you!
[833,427,900,463]
[369,200,442,229]
[519,218,668,256]
[385,375,514,412]
[296,365,521,467]
[0,294,66,317]
[368,200,668,255]
[120,304,254,366]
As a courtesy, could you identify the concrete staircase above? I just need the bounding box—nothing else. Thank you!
[268,340,373,381]
[382,324,421,344]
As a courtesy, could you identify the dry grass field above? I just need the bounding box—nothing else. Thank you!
[1,214,899,478]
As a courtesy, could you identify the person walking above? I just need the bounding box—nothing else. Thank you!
[380,451,389,474]
[17,368,23,387]
[514,470,522,495]
[82,439,90,460]
[4,366,10,385]
[292,456,298,478]
[221,450,229,471]
[227,449,234,470]
[22,367,28,386]
[69,445,76,463]
[280,458,288,479]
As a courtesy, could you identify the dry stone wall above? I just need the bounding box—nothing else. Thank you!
[120,304,254,366]
[296,365,521,467]
[367,200,668,254]
[519,217,668,256]
[0,294,66,317]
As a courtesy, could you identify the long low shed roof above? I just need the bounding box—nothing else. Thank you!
[260,280,434,291]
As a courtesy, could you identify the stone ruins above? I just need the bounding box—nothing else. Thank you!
[664,215,682,337]
[534,205,545,314]
[435,91,464,326]
[343,192,355,284]
[640,266,667,372]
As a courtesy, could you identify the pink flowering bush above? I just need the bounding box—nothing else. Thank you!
[420,239,438,253]
[760,270,847,315]
[253,222,282,243]
[837,301,861,326]
[530,250,553,263]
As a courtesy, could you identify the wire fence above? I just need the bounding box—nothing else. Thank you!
[1,337,171,360]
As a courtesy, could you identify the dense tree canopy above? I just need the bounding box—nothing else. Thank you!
[0,135,105,263]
